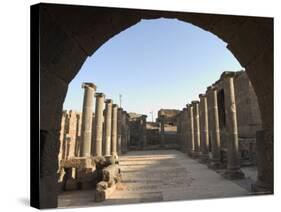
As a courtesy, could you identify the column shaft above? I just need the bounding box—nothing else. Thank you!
[207,86,221,169]
[199,94,209,162]
[222,73,244,179]
[111,104,118,157]
[80,83,96,157]
[104,99,113,156]
[192,101,201,157]
[93,93,105,156]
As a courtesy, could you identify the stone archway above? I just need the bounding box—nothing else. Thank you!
[33,3,273,208]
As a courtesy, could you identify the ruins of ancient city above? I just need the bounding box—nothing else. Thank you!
[57,70,265,207]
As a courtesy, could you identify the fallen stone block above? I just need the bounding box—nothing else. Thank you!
[102,164,120,182]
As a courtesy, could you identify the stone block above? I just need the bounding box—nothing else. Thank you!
[64,178,78,191]
[102,164,120,182]
[61,157,95,169]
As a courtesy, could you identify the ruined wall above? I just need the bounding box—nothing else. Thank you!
[235,72,262,138]
[58,110,82,163]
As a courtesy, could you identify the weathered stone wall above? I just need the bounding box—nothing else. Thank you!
[58,110,82,163]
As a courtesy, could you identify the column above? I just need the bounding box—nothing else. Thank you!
[199,94,209,163]
[122,111,128,153]
[221,72,244,179]
[104,99,113,156]
[80,83,96,157]
[117,108,123,155]
[160,115,165,147]
[141,115,147,149]
[111,104,118,157]
[126,114,131,148]
[93,93,105,157]
[192,101,201,158]
[187,104,195,157]
[206,86,222,169]
[182,108,188,153]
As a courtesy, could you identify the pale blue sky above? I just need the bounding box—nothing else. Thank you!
[63,18,243,120]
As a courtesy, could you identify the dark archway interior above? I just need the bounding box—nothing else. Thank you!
[34,3,273,208]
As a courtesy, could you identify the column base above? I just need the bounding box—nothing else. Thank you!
[208,160,223,170]
[223,169,245,180]
[251,180,273,194]
[198,153,209,163]
[191,151,200,159]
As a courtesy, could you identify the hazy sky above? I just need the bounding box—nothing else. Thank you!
[63,18,243,121]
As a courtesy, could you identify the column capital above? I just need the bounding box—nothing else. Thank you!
[220,71,237,80]
[191,100,199,105]
[112,104,118,108]
[95,92,105,98]
[105,99,113,104]
[82,82,96,90]
[118,107,123,111]
[199,94,206,99]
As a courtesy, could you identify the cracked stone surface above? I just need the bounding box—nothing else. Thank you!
[58,150,254,208]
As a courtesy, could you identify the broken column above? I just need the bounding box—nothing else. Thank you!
[186,104,195,157]
[221,72,244,179]
[93,93,105,157]
[206,86,222,169]
[117,108,123,155]
[80,83,96,157]
[199,94,209,163]
[160,115,165,147]
[104,99,113,156]
[111,104,118,157]
[192,101,201,158]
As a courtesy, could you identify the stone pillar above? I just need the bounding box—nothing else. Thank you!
[186,104,195,157]
[126,113,131,148]
[80,83,96,157]
[252,130,273,193]
[93,93,105,157]
[182,108,188,153]
[122,111,128,153]
[192,101,201,158]
[160,115,165,147]
[111,104,118,157]
[141,115,147,149]
[206,86,222,169]
[177,111,183,152]
[221,72,244,179]
[199,94,209,163]
[117,108,123,155]
[104,99,113,156]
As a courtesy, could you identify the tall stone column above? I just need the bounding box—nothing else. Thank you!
[221,72,244,179]
[199,94,209,163]
[141,115,147,149]
[111,104,118,157]
[206,86,222,169]
[122,111,128,153]
[93,93,105,157]
[117,108,123,155]
[80,83,96,157]
[160,115,165,148]
[177,111,183,152]
[182,108,188,153]
[192,101,201,158]
[104,99,113,156]
[126,114,131,148]
[187,104,195,157]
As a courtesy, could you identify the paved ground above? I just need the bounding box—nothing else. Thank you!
[58,150,257,208]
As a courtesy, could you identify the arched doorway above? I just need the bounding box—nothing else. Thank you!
[32,3,273,208]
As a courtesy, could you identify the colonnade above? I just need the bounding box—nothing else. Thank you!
[177,71,245,179]
[79,82,130,159]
